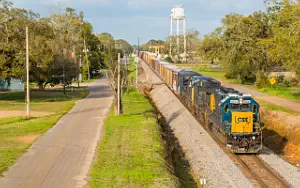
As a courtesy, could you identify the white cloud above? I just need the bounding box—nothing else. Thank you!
[127,0,172,9]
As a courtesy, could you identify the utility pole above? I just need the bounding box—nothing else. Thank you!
[25,26,30,117]
[136,37,139,87]
[78,54,81,87]
[117,53,121,116]
[83,38,90,80]
[177,18,180,54]
[63,61,66,95]
[125,54,129,93]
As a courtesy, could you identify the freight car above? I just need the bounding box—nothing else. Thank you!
[138,52,263,153]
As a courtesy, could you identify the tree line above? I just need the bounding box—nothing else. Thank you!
[200,0,300,86]
[0,0,132,90]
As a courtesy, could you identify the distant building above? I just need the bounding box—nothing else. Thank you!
[0,78,24,91]
[149,45,165,55]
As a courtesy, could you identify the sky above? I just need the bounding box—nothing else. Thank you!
[12,0,266,45]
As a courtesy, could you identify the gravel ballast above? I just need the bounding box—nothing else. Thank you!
[259,147,300,188]
[141,61,253,188]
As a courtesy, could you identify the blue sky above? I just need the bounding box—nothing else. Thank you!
[12,0,266,45]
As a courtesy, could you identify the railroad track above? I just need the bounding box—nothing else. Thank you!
[236,154,290,188]
[140,60,291,188]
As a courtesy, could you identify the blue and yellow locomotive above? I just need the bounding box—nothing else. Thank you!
[184,76,262,153]
[139,52,263,153]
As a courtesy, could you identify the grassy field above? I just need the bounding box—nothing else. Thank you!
[89,58,176,187]
[258,87,300,101]
[194,68,227,80]
[176,63,228,81]
[0,89,88,174]
[89,89,176,187]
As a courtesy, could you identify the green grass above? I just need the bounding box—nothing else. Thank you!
[258,87,300,101]
[0,90,88,174]
[127,57,138,86]
[257,100,298,114]
[89,89,176,187]
[193,67,230,81]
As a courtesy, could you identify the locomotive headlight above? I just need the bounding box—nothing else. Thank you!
[239,99,243,104]
[234,136,237,140]
[252,136,256,140]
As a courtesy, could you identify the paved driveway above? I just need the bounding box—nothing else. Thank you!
[0,79,113,188]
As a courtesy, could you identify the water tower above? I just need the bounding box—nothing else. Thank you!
[170,6,187,56]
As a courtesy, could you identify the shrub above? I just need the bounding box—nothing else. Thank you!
[164,56,174,63]
[255,72,269,88]
[224,71,236,79]
[288,77,299,87]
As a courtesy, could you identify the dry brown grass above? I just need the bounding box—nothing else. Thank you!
[261,107,300,165]
[0,111,51,119]
[9,134,41,144]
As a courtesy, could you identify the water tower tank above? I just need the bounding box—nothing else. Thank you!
[171,6,185,20]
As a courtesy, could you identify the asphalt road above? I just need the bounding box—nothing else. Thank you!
[0,79,113,188]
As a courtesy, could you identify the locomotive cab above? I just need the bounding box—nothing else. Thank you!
[220,94,262,153]
[177,71,202,95]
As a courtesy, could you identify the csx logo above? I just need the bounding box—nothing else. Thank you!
[235,117,249,123]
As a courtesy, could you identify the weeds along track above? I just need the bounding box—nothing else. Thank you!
[140,61,291,188]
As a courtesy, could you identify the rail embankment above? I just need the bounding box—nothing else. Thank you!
[257,106,300,188]
[140,60,253,188]
[260,105,300,166]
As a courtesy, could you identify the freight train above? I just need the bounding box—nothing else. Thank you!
[139,52,263,153]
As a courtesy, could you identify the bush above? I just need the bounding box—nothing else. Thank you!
[224,71,236,79]
[255,72,269,88]
[164,56,174,63]
[288,77,299,87]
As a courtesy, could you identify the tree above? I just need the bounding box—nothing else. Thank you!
[0,2,103,92]
[199,29,223,64]
[164,29,200,63]
[98,32,128,115]
[264,0,300,80]
[0,6,40,79]
[29,18,55,89]
[115,39,133,54]
[199,11,275,84]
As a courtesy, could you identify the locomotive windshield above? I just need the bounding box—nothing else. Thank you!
[183,76,190,85]
[231,104,250,112]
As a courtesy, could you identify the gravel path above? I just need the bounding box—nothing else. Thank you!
[259,147,300,188]
[141,61,253,188]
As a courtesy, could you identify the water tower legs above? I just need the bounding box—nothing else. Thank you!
[183,17,187,61]
[177,19,180,53]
